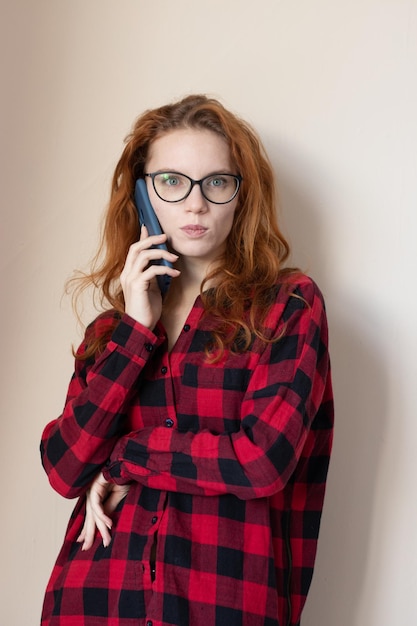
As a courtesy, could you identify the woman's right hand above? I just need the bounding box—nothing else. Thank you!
[120,226,180,329]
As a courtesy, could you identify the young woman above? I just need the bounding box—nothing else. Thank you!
[40,94,334,626]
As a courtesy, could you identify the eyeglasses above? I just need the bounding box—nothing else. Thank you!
[145,171,242,204]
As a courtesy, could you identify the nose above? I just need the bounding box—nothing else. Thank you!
[184,182,208,212]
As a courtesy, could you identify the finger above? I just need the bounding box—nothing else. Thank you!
[90,495,113,529]
[77,500,98,551]
[123,246,178,275]
[78,473,113,550]
[121,260,180,301]
[127,232,169,259]
[93,516,112,548]
[121,244,177,285]
[80,503,111,549]
[139,263,181,282]
[139,224,149,240]
[76,503,90,545]
[89,490,113,548]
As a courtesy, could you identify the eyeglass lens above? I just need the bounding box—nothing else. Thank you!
[151,173,240,204]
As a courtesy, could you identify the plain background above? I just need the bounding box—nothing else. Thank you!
[1,1,416,624]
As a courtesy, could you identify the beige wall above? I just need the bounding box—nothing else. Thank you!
[1,0,416,624]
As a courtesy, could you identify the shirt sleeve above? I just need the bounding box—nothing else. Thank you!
[103,279,334,500]
[40,312,160,498]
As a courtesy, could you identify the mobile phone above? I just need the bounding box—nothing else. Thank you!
[134,178,172,296]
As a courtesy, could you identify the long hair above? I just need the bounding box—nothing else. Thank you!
[69,94,296,359]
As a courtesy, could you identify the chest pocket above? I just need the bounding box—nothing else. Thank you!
[182,362,251,392]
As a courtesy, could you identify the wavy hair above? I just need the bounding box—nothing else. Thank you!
[69,94,297,359]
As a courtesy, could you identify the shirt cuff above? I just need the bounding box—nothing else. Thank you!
[109,313,163,363]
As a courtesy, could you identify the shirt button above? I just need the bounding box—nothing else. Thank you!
[151,516,158,524]
[146,621,153,626]
[145,343,153,352]
[165,418,174,428]
[183,324,191,332]
[161,366,167,375]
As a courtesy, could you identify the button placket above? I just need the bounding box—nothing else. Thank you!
[157,356,175,427]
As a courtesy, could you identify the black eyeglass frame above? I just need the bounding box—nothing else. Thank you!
[144,172,243,204]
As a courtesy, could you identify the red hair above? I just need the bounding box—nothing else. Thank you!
[69,95,297,359]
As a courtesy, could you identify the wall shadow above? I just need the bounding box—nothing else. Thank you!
[270,142,390,626]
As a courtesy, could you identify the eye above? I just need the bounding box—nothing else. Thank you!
[160,173,182,187]
[206,175,228,187]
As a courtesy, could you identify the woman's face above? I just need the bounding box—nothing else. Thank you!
[144,128,239,269]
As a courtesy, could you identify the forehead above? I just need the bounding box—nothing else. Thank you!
[146,128,233,172]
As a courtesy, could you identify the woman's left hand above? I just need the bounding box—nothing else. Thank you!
[77,472,130,550]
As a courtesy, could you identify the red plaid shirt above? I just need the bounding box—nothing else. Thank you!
[41,275,333,626]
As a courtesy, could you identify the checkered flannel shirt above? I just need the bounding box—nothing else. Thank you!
[40,274,334,626]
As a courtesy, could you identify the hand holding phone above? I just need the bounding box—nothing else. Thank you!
[134,179,173,296]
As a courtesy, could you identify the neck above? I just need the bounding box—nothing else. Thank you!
[164,256,213,308]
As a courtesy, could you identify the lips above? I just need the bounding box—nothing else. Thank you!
[181,225,208,237]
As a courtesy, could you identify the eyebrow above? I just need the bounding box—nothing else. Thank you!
[150,169,237,177]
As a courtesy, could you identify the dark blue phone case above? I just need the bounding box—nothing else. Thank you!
[134,179,172,296]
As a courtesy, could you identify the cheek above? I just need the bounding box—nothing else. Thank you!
[221,205,238,236]
[152,204,171,232]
